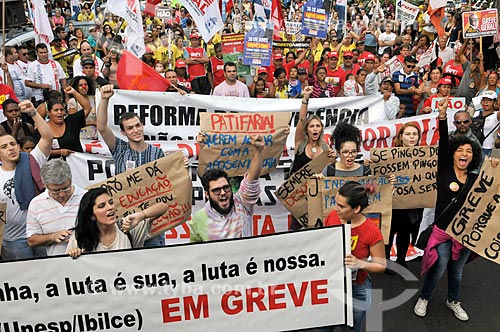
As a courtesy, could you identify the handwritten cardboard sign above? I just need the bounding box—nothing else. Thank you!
[198,112,291,177]
[371,146,438,209]
[0,203,5,252]
[87,151,191,236]
[447,162,500,265]
[307,176,393,244]
[275,152,333,228]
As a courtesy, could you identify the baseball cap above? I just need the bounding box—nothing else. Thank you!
[190,32,200,39]
[69,36,78,41]
[404,55,417,63]
[273,54,284,61]
[297,48,304,53]
[327,51,339,58]
[81,56,95,67]
[481,90,498,100]
[365,53,376,62]
[297,68,307,75]
[356,40,365,45]
[437,77,453,87]
[343,51,354,58]
[176,59,187,68]
[257,67,268,74]
[381,76,394,85]
[53,37,62,42]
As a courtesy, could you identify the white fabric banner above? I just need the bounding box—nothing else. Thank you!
[0,227,352,331]
[178,0,224,42]
[107,0,145,57]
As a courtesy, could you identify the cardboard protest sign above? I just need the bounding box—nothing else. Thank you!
[307,176,393,244]
[198,112,291,177]
[371,146,438,209]
[431,97,465,112]
[447,162,500,265]
[462,9,498,38]
[275,152,334,228]
[0,203,5,252]
[0,227,353,331]
[87,151,191,236]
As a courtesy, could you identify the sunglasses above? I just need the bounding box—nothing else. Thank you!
[406,64,416,69]
[344,56,353,60]
[210,184,231,195]
[454,119,470,125]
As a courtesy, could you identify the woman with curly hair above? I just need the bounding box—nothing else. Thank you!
[67,75,97,140]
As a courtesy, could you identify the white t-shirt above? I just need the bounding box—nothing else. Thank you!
[26,185,87,256]
[212,80,250,97]
[72,56,105,78]
[378,32,396,55]
[7,61,32,101]
[0,146,48,241]
[474,110,499,149]
[26,60,67,101]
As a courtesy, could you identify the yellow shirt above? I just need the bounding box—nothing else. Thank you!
[338,43,356,65]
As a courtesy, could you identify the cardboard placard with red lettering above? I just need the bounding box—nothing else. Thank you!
[87,151,191,236]
[370,146,438,209]
[462,9,498,38]
[275,152,334,228]
[0,226,353,331]
[198,112,291,177]
[307,176,393,244]
[0,203,5,252]
[447,162,500,265]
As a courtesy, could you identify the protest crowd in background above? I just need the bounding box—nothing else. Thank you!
[1,0,500,330]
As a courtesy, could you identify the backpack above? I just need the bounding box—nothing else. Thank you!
[470,111,495,145]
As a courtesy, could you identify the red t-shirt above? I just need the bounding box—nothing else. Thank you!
[208,56,225,88]
[325,211,383,284]
[442,60,464,87]
[0,85,19,111]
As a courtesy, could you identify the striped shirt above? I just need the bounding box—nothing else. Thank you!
[112,137,165,175]
[392,70,419,116]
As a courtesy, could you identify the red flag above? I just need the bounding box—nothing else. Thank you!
[117,50,170,91]
[427,1,446,37]
[144,0,161,17]
[271,0,286,40]
[225,0,234,17]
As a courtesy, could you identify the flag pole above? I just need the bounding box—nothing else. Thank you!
[2,0,5,83]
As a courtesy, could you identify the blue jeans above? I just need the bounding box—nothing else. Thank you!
[304,277,372,332]
[420,240,470,301]
[143,233,165,248]
[1,238,46,260]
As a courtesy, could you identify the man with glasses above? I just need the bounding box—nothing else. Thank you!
[465,13,479,33]
[212,62,250,97]
[393,55,421,117]
[338,51,361,93]
[189,135,264,243]
[449,110,481,147]
[26,159,86,256]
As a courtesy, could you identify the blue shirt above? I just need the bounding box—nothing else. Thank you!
[392,70,419,116]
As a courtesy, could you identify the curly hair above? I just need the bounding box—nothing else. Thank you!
[70,75,96,96]
[448,136,482,172]
[332,122,361,151]
[75,187,110,252]
[201,169,230,192]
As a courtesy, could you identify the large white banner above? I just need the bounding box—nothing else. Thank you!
[0,227,352,331]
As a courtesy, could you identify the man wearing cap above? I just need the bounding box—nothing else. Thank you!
[442,44,467,91]
[265,51,308,83]
[81,55,109,87]
[456,53,484,106]
[356,40,373,67]
[51,37,70,77]
[213,62,250,97]
[392,55,421,117]
[184,33,210,94]
[324,51,343,96]
[420,77,453,114]
[378,23,396,55]
[364,53,382,95]
[174,59,193,92]
[25,43,68,104]
[378,76,400,120]
[337,50,361,93]
[473,90,500,156]
[207,43,225,93]
[73,40,105,78]
[5,46,32,103]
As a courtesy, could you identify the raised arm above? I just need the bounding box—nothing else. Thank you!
[64,86,91,118]
[19,100,53,157]
[121,202,169,232]
[96,84,117,151]
[247,135,265,181]
[295,86,313,150]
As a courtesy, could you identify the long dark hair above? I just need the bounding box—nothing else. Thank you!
[75,187,110,252]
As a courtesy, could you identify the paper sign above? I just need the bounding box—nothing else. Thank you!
[431,97,466,112]
[462,9,498,38]
[307,176,393,244]
[371,146,438,209]
[447,162,500,265]
[301,0,329,38]
[87,151,192,236]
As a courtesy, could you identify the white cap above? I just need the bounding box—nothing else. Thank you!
[481,90,498,100]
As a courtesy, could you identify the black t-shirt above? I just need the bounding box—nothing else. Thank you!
[36,111,86,154]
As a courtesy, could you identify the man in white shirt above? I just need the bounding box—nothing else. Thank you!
[212,62,250,97]
[72,40,106,78]
[5,46,32,102]
[25,43,67,103]
[437,36,454,65]
[0,100,53,260]
[378,23,396,55]
[27,159,86,256]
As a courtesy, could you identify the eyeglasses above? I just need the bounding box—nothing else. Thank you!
[47,186,72,195]
[454,119,470,125]
[209,184,231,195]
[344,57,353,60]
[405,64,416,69]
[340,150,358,157]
